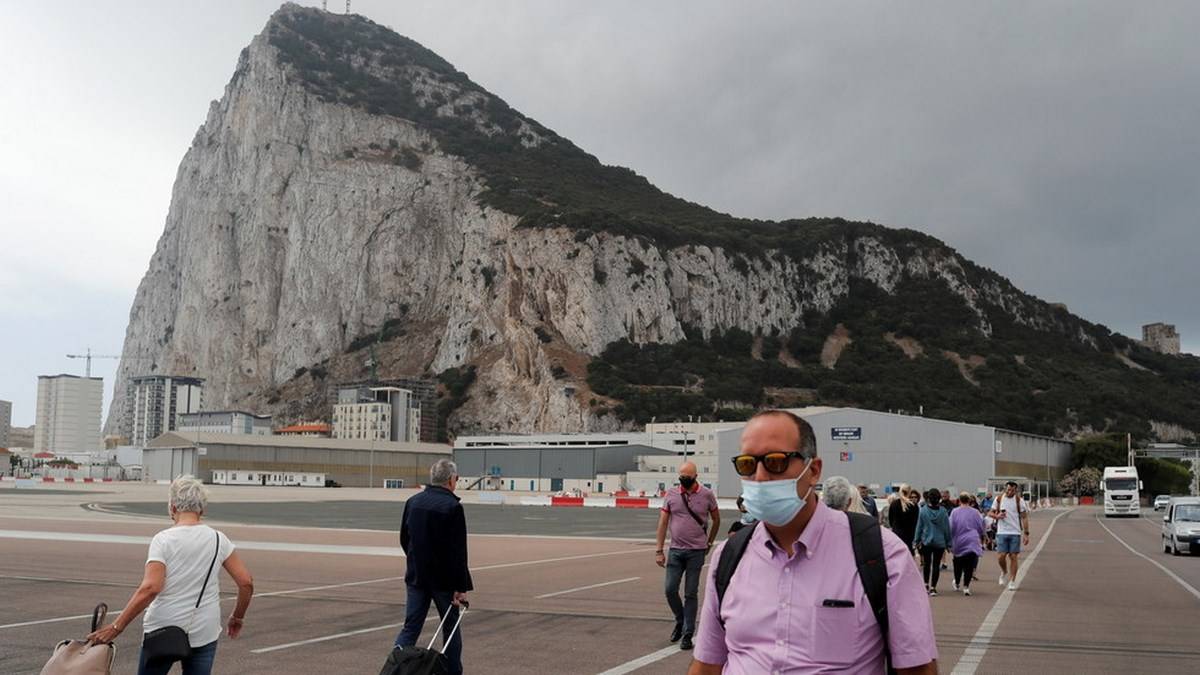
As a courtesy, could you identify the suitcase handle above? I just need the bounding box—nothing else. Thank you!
[426,601,468,653]
[91,603,109,632]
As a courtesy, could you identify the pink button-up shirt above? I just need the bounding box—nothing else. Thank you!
[693,501,937,673]
[662,483,718,550]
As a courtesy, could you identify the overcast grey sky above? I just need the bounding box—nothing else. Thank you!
[2,1,1197,427]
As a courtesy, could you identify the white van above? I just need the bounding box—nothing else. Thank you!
[1161,496,1200,556]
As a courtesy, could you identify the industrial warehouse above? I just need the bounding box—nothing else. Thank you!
[142,432,451,488]
[451,407,1074,499]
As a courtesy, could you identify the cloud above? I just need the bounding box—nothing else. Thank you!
[3,1,1197,425]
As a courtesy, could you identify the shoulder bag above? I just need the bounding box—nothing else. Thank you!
[141,532,220,664]
[39,603,116,675]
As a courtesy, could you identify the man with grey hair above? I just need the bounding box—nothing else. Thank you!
[395,459,472,675]
[822,475,866,514]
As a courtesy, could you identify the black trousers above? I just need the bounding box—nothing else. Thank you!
[921,546,945,589]
[953,553,980,588]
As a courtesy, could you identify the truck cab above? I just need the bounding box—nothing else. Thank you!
[1102,466,1141,518]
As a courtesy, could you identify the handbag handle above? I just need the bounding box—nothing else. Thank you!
[91,603,108,632]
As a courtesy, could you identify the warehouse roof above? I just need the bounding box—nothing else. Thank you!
[146,431,451,454]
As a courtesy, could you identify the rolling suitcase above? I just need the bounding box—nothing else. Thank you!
[40,603,117,675]
[380,601,468,675]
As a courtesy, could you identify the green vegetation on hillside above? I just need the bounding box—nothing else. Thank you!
[588,277,1200,438]
[266,8,940,261]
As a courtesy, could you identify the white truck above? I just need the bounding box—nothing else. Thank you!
[1102,466,1142,517]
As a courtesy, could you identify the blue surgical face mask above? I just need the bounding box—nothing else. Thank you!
[740,459,815,526]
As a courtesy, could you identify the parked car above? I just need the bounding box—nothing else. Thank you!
[1161,497,1200,556]
[1154,495,1171,511]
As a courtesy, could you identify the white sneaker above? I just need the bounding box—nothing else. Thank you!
[998,574,1008,586]
[1007,582,1018,591]
[953,582,960,591]
[963,587,972,596]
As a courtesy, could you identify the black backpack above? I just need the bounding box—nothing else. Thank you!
[715,511,893,671]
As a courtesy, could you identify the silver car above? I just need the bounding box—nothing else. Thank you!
[1154,495,1171,511]
[1162,497,1200,556]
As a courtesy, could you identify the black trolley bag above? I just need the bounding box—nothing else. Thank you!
[380,601,469,675]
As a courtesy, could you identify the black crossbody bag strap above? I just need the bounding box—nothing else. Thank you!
[186,532,221,631]
[680,491,707,530]
[196,532,221,608]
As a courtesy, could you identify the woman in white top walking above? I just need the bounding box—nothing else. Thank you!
[88,475,255,674]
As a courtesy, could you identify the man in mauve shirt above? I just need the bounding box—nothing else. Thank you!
[689,410,939,674]
[656,460,721,651]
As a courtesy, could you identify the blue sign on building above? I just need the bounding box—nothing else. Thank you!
[831,426,862,441]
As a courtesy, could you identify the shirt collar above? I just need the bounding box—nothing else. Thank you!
[424,484,460,502]
[758,499,832,560]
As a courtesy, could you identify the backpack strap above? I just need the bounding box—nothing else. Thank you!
[846,511,893,673]
[714,520,758,627]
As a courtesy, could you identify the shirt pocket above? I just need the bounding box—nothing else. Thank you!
[811,604,865,666]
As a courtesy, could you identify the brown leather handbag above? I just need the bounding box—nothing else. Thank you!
[39,603,116,675]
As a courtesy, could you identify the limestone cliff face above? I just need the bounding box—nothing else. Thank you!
[106,5,1075,436]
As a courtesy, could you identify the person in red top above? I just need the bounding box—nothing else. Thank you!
[655,461,721,651]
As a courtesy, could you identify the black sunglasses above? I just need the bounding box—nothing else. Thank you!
[731,451,807,477]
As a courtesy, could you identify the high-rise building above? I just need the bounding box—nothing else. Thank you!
[337,377,437,441]
[34,374,103,454]
[332,385,420,442]
[177,410,272,436]
[1142,323,1181,355]
[0,399,11,447]
[124,376,205,446]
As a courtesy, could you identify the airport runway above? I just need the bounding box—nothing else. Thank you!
[2,486,1198,674]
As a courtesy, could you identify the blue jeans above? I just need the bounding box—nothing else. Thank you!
[395,585,463,675]
[137,640,217,675]
[664,548,706,637]
[996,534,1022,553]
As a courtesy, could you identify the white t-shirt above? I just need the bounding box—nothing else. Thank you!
[996,495,1028,536]
[143,524,234,647]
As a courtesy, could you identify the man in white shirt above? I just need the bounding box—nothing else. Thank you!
[989,480,1029,591]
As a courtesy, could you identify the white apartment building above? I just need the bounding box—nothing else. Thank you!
[177,410,272,436]
[0,399,11,447]
[125,376,204,447]
[34,374,103,454]
[332,386,420,442]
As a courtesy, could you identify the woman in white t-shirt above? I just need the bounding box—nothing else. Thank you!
[88,475,255,675]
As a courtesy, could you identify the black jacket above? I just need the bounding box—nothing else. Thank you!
[401,485,474,592]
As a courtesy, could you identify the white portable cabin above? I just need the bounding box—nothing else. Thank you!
[210,470,325,487]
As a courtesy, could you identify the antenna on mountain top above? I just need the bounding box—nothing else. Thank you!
[321,0,326,10]
[346,1,351,14]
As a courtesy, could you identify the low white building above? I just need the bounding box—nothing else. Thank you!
[178,410,272,436]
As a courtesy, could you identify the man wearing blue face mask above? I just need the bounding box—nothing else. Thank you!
[689,410,938,675]
[655,461,720,651]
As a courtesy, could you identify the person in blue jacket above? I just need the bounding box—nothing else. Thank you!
[914,487,952,596]
[395,459,473,675]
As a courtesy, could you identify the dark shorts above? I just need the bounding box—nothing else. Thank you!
[996,534,1022,553]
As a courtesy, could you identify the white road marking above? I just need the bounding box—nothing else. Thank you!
[595,645,682,675]
[949,508,1073,675]
[1095,516,1200,602]
[251,621,405,653]
[472,548,645,571]
[0,610,122,630]
[254,576,406,598]
[536,576,641,599]
[251,614,443,654]
[0,529,405,557]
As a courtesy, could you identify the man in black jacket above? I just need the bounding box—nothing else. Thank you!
[394,459,472,675]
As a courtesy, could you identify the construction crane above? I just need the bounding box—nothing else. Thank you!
[66,348,122,378]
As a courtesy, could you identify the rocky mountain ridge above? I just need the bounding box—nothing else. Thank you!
[107,4,1200,441]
